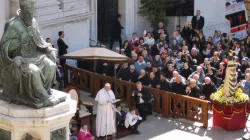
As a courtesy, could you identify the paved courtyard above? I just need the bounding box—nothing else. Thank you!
[77,90,250,140]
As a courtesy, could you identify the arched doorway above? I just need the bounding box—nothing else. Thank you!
[97,0,118,43]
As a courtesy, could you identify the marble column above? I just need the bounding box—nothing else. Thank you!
[119,0,136,40]
[89,0,98,46]
[0,0,10,38]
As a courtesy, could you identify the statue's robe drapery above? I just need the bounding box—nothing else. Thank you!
[0,14,57,108]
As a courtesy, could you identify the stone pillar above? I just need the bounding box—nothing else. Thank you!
[89,0,98,46]
[119,0,136,40]
[0,0,10,38]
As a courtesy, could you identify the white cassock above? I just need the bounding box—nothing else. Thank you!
[95,88,116,137]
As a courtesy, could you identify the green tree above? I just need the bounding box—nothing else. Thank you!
[138,0,169,28]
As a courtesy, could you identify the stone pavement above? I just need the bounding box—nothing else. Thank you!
[76,90,250,140]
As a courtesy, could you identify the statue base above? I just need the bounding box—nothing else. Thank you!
[212,103,247,131]
[0,89,77,140]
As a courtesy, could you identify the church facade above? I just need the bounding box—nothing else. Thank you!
[0,0,152,54]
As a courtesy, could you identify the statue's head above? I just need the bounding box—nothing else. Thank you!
[19,0,35,26]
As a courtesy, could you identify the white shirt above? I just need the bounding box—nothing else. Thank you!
[235,47,240,55]
[125,112,138,128]
[144,37,155,46]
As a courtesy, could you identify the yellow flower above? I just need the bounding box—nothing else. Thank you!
[210,86,249,104]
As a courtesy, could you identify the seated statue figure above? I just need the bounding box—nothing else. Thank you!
[0,0,65,108]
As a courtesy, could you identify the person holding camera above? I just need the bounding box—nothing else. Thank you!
[132,81,151,121]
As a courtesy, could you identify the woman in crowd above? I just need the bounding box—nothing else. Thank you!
[122,40,132,58]
[144,32,155,47]
[181,63,193,80]
[217,62,226,80]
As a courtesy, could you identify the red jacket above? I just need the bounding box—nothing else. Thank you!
[77,129,93,140]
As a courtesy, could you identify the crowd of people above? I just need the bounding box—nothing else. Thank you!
[78,10,250,102]
[74,10,250,139]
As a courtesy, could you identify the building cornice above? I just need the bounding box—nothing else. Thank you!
[39,12,94,28]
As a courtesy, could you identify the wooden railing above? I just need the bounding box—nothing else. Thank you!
[64,65,209,128]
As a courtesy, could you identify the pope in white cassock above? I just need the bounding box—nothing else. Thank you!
[95,83,116,137]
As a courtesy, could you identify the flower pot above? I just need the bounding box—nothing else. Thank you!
[212,103,247,131]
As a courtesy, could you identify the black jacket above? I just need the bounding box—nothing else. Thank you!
[118,67,130,81]
[138,75,149,86]
[116,111,126,125]
[188,86,200,98]
[133,88,151,104]
[181,26,192,40]
[191,16,205,30]
[111,19,124,39]
[153,27,169,41]
[180,68,193,79]
[202,83,217,100]
[148,77,160,88]
[160,80,170,91]
[170,82,186,95]
[57,38,68,56]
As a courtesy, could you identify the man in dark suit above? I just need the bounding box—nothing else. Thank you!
[110,14,124,50]
[138,70,149,86]
[186,79,200,98]
[191,10,205,36]
[116,105,126,128]
[132,82,151,121]
[57,31,69,66]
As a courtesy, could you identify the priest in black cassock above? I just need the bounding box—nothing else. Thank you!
[132,82,151,121]
[148,72,160,88]
[118,63,130,80]
[170,75,186,95]
[138,69,149,86]
[129,65,139,83]
[157,73,170,91]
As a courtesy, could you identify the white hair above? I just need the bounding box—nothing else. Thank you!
[130,65,135,69]
[246,73,250,77]
[140,69,145,73]
[204,77,211,81]
[190,79,196,83]
[197,66,202,70]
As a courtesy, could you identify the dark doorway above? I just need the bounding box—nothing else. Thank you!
[97,0,119,43]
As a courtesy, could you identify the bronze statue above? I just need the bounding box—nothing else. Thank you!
[0,0,65,108]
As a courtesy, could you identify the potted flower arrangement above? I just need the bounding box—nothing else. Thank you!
[210,87,249,105]
[210,60,249,131]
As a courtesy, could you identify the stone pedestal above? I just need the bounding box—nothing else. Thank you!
[0,90,76,140]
